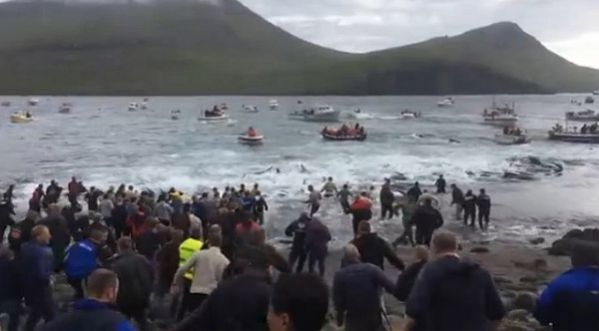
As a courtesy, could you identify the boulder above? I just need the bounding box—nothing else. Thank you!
[529,237,545,245]
[470,246,490,254]
[520,275,545,284]
[507,309,531,322]
[513,292,537,312]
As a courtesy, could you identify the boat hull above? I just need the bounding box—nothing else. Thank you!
[322,133,367,141]
[494,134,530,145]
[548,131,599,143]
[238,135,263,145]
[289,110,340,122]
[483,117,518,126]
[198,114,229,122]
[10,114,33,123]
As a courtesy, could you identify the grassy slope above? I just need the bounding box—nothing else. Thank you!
[0,2,597,94]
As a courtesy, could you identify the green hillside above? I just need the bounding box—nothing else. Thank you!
[0,0,597,95]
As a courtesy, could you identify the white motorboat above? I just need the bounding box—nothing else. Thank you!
[269,99,279,110]
[198,113,230,122]
[347,110,374,120]
[28,98,40,106]
[289,105,340,122]
[494,133,530,145]
[483,101,519,125]
[242,104,259,113]
[566,109,599,122]
[128,102,139,112]
[437,97,454,108]
[10,112,34,123]
[592,91,599,96]
[399,110,420,119]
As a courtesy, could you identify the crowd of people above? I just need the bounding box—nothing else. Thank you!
[0,176,597,331]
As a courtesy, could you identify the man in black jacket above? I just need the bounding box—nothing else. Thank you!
[0,198,15,244]
[284,212,311,272]
[41,269,135,331]
[450,184,464,220]
[395,246,429,302]
[379,179,395,220]
[351,221,405,271]
[411,199,444,246]
[463,190,477,228]
[0,248,22,331]
[39,204,71,271]
[405,232,505,331]
[477,189,491,230]
[109,237,154,331]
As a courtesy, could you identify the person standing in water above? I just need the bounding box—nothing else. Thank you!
[450,184,465,220]
[337,184,352,214]
[463,190,477,228]
[379,178,394,220]
[320,177,338,198]
[476,189,491,230]
[435,175,446,194]
[305,185,322,217]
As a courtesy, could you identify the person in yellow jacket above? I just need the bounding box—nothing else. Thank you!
[176,226,203,320]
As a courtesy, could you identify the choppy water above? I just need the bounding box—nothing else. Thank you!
[1,95,598,245]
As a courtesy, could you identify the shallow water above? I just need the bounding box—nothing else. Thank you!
[1,95,598,244]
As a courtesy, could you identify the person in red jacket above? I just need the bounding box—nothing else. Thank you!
[349,193,373,236]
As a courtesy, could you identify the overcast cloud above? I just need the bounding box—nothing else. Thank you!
[240,0,599,69]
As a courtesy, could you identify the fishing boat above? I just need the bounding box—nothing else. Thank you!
[548,131,599,143]
[565,109,599,121]
[494,133,531,145]
[10,112,34,123]
[128,102,139,112]
[269,99,279,110]
[242,104,259,113]
[59,103,73,114]
[483,100,519,125]
[28,98,39,106]
[289,105,340,122]
[437,97,454,108]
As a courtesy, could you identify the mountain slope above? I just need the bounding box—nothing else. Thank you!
[0,1,597,95]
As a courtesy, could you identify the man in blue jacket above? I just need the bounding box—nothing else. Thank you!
[42,268,135,331]
[63,226,108,299]
[18,225,55,331]
[534,242,599,331]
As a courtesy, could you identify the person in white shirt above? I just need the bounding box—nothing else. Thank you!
[172,229,230,318]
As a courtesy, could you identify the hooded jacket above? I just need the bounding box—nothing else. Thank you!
[351,233,405,271]
[304,219,331,257]
[41,299,135,331]
[63,239,99,280]
[411,205,444,232]
[284,214,310,251]
[406,255,505,331]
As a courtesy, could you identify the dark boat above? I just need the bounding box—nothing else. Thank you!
[322,132,367,141]
[548,131,599,143]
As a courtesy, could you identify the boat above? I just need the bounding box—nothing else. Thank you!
[28,98,39,106]
[347,109,374,120]
[548,130,599,143]
[198,113,229,122]
[242,104,259,113]
[238,134,264,145]
[269,99,279,110]
[566,109,599,121]
[322,131,367,141]
[585,96,594,104]
[128,102,139,112]
[1,101,10,107]
[437,97,454,108]
[171,110,181,120]
[140,102,148,110]
[10,112,34,123]
[289,105,340,122]
[483,101,519,125]
[399,110,420,119]
[58,103,73,114]
[321,124,367,141]
[494,133,531,145]
[593,90,599,96]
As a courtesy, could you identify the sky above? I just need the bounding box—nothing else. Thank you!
[239,0,599,69]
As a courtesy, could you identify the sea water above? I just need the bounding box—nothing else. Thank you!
[1,95,598,245]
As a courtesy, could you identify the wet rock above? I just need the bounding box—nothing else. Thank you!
[513,292,537,312]
[498,320,535,331]
[520,275,544,284]
[502,290,517,299]
[470,246,490,254]
[532,258,548,269]
[529,237,545,245]
[504,283,539,293]
[494,276,513,285]
[507,309,531,322]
